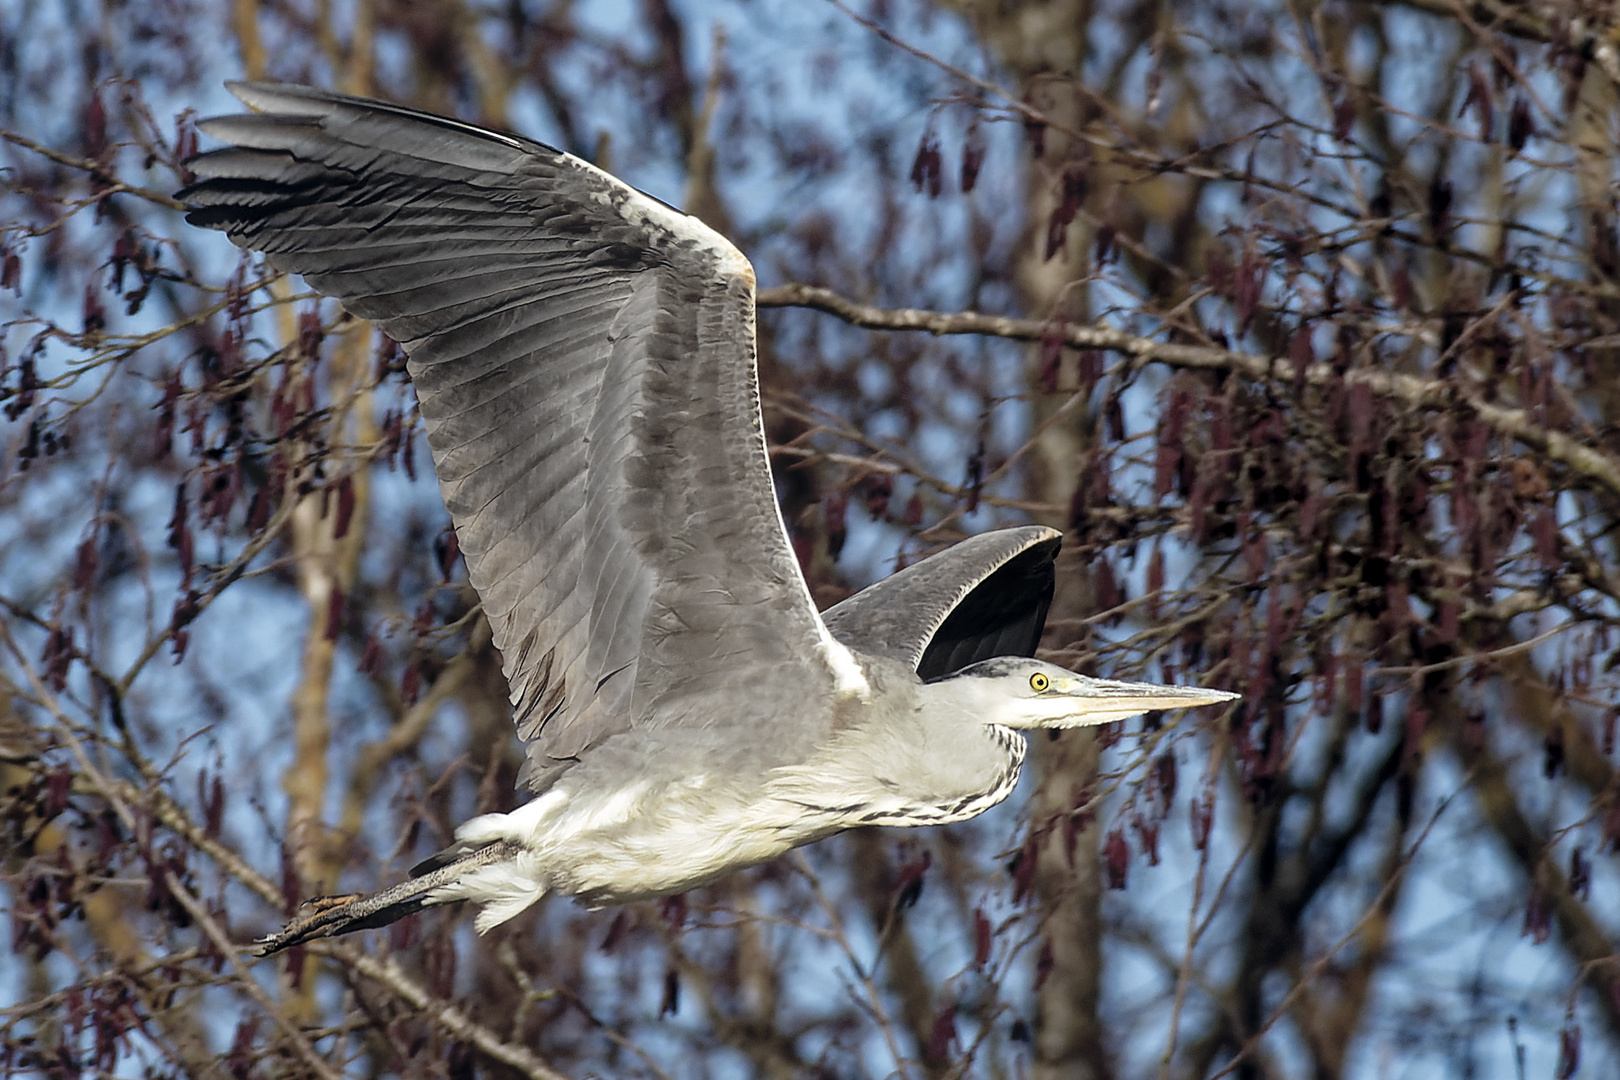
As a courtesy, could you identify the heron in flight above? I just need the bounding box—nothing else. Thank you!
[181,83,1236,954]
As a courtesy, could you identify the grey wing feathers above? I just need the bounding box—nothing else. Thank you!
[182,82,841,791]
[821,526,1060,679]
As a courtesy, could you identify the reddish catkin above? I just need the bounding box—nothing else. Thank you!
[1103,829,1130,890]
[973,909,992,968]
[1044,166,1087,260]
[909,133,942,198]
[959,124,985,193]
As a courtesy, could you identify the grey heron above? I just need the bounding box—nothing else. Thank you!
[180,83,1237,954]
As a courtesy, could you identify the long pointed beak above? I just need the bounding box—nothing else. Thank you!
[1056,676,1238,727]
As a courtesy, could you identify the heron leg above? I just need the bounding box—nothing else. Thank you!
[254,841,520,955]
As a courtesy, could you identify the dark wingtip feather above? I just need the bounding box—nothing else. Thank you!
[226,80,350,116]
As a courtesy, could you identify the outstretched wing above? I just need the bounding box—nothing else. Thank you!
[820,526,1060,679]
[183,82,862,792]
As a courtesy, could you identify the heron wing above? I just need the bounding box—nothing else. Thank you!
[183,82,852,792]
[821,526,1060,679]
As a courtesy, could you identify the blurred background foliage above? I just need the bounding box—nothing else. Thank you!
[3,0,1620,1077]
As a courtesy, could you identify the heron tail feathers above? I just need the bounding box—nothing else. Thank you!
[255,841,520,956]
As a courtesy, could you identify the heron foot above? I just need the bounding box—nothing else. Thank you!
[255,894,364,956]
[300,892,363,912]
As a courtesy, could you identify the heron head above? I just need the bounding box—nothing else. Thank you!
[935,656,1238,729]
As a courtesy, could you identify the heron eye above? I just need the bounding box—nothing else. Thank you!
[1029,672,1050,693]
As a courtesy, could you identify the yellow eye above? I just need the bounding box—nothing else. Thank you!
[1029,672,1050,693]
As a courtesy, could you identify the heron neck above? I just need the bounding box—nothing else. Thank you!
[915,674,1022,730]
